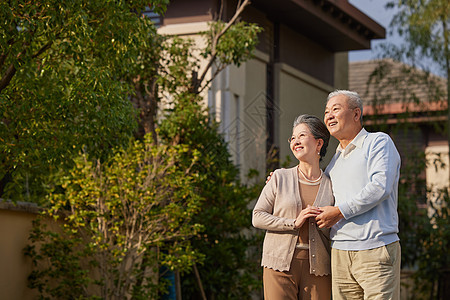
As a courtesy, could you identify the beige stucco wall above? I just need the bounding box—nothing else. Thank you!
[239,51,270,182]
[207,50,269,183]
[276,63,335,169]
[157,17,348,178]
[157,21,212,108]
[0,203,39,300]
[334,52,349,90]
[159,21,271,182]
[425,144,449,215]
[425,144,449,188]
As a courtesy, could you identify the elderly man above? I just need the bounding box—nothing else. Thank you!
[316,90,401,299]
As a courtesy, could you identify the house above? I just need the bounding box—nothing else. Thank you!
[158,0,385,178]
[349,59,448,205]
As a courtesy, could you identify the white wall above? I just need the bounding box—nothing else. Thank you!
[209,50,269,182]
[425,144,449,216]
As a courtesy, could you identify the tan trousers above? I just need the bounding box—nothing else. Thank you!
[331,241,401,300]
[263,249,331,300]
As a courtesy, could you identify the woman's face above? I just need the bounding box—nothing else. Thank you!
[289,123,322,163]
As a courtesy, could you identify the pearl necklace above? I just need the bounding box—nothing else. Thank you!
[297,166,323,183]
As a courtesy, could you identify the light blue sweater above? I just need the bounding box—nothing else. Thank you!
[325,128,401,250]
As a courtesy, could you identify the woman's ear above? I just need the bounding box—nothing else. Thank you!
[317,139,324,153]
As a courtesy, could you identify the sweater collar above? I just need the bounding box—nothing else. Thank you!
[336,128,368,157]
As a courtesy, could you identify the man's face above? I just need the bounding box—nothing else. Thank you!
[324,95,358,140]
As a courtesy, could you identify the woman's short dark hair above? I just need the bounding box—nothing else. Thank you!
[292,114,330,161]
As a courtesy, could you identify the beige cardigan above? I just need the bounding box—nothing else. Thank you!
[252,167,334,275]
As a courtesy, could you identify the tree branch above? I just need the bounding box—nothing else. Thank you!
[194,263,207,300]
[0,39,53,93]
[0,53,7,70]
[31,40,53,59]
[197,62,227,94]
[192,0,251,93]
[0,63,17,93]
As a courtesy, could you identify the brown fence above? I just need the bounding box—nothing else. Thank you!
[0,201,40,300]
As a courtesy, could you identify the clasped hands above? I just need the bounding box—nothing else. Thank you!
[265,172,343,228]
[296,205,342,229]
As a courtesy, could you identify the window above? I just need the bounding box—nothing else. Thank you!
[142,7,162,27]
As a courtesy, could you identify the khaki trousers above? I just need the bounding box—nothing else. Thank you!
[263,249,331,300]
[331,241,401,300]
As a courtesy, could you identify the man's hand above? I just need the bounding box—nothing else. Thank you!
[315,206,344,228]
[295,205,322,228]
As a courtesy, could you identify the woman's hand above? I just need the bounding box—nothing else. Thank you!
[295,205,323,228]
[265,171,274,184]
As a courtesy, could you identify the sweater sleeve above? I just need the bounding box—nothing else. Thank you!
[252,170,297,231]
[338,134,401,219]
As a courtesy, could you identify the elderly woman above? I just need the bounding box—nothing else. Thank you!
[252,114,334,300]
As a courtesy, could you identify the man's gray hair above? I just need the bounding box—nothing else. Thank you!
[327,90,363,123]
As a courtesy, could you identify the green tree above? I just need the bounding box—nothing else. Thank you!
[158,92,262,299]
[383,0,449,173]
[0,0,168,202]
[364,1,450,297]
[13,0,264,298]
[25,136,204,299]
[154,2,263,296]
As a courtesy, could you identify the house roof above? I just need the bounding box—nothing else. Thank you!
[252,0,385,51]
[349,59,447,122]
[163,0,385,52]
[350,59,447,105]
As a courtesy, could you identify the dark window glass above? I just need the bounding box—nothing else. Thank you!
[143,7,162,27]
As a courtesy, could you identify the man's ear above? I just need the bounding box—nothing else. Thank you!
[354,108,362,122]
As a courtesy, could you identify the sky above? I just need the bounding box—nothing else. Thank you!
[348,0,396,62]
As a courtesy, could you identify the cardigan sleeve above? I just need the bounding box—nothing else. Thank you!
[252,170,297,231]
